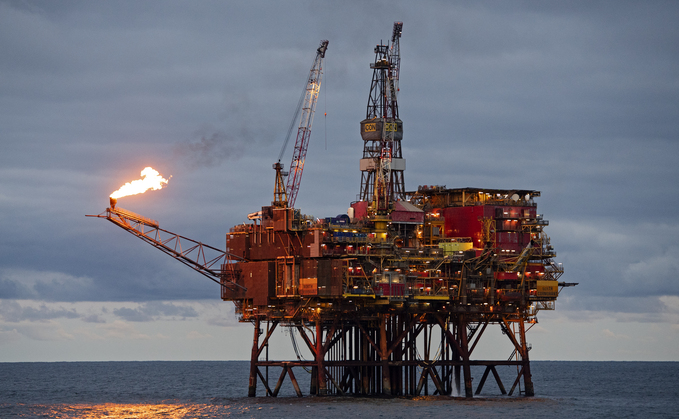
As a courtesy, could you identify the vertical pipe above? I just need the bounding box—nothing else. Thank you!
[395,314,402,395]
[372,328,377,394]
[332,329,336,395]
[248,318,260,397]
[348,324,354,393]
[373,328,378,394]
[310,325,318,395]
[453,319,461,397]
[389,315,394,395]
[355,324,360,394]
[440,322,447,395]
[362,326,369,394]
[412,324,417,395]
[343,324,348,393]
[310,366,318,395]
[403,320,409,395]
[404,324,409,395]
[380,314,391,395]
[424,324,429,395]
[265,321,269,390]
[459,315,473,398]
[445,320,452,396]
[454,364,461,396]
[317,319,327,395]
[356,324,361,394]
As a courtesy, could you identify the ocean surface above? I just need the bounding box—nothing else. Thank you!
[1,361,677,418]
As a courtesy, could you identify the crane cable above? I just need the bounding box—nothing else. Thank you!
[277,75,308,164]
[324,55,327,150]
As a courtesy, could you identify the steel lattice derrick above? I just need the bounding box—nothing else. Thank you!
[359,23,406,205]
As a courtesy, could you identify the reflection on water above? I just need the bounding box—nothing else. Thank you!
[20,403,244,418]
[9,397,548,419]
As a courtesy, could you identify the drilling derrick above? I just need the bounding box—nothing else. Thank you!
[92,23,576,399]
[358,22,405,214]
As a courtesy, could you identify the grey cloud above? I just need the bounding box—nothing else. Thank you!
[113,302,198,322]
[142,301,199,318]
[0,268,213,303]
[558,295,673,318]
[112,307,152,322]
[0,300,80,323]
[206,315,238,328]
[548,221,679,303]
[2,323,74,342]
[81,313,106,324]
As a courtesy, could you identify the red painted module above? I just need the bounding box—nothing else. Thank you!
[441,205,535,252]
[391,201,424,224]
[350,201,369,220]
[441,206,488,246]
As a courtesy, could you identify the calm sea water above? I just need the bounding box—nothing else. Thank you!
[1,361,677,418]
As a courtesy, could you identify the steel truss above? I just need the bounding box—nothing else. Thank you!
[88,208,245,291]
[247,311,534,398]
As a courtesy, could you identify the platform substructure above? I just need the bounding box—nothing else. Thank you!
[247,310,534,398]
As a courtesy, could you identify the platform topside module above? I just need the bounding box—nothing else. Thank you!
[223,186,563,318]
[94,23,574,399]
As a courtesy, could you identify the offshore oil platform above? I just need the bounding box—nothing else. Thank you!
[92,23,575,398]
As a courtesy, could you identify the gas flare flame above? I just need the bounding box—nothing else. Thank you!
[110,167,170,199]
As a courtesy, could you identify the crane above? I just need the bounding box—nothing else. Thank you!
[390,22,403,97]
[273,40,328,208]
[378,22,403,212]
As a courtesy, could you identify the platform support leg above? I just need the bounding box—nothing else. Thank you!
[519,319,535,397]
[248,318,260,397]
[380,314,391,395]
[459,315,473,398]
[316,319,327,395]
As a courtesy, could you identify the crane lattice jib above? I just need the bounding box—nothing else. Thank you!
[378,22,403,210]
[389,22,403,102]
[286,40,328,208]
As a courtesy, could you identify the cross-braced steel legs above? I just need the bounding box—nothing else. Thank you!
[247,312,535,398]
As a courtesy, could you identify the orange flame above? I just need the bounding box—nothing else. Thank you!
[110,167,170,199]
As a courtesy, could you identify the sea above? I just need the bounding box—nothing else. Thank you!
[1,361,677,418]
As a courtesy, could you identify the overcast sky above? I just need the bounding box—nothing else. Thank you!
[1,0,678,362]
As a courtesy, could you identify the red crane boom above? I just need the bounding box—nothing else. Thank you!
[283,40,328,208]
